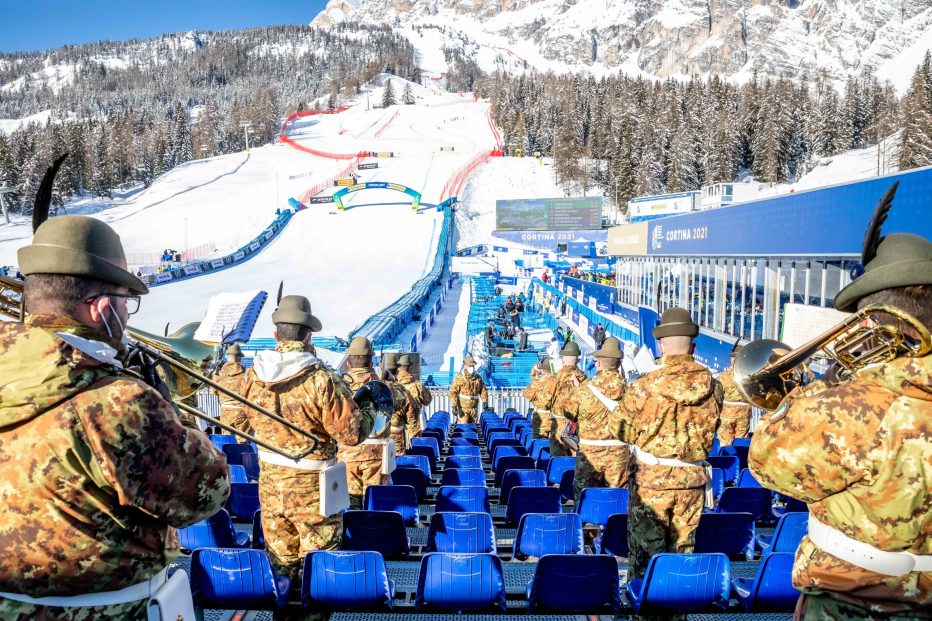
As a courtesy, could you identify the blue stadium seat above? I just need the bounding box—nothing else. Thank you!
[758,512,808,556]
[559,469,575,503]
[488,436,521,457]
[506,486,562,525]
[240,451,260,481]
[737,468,763,488]
[229,464,249,483]
[454,423,478,431]
[577,487,629,527]
[711,468,726,504]
[302,550,394,610]
[716,487,774,523]
[209,434,237,449]
[406,444,438,472]
[419,429,444,445]
[483,426,508,439]
[450,437,480,447]
[518,427,532,447]
[503,411,521,427]
[709,435,721,457]
[513,513,583,559]
[546,456,577,486]
[445,455,483,470]
[493,456,535,487]
[364,485,420,524]
[529,439,549,460]
[721,444,750,471]
[772,497,808,520]
[390,467,427,501]
[227,482,260,520]
[436,486,491,513]
[695,512,756,560]
[627,553,730,614]
[415,553,507,612]
[341,510,410,558]
[410,436,440,461]
[733,437,752,448]
[440,467,486,487]
[707,456,741,485]
[492,445,528,471]
[527,554,620,613]
[451,431,479,440]
[426,512,496,553]
[536,450,551,473]
[190,548,290,610]
[732,552,799,612]
[178,508,249,551]
[594,513,629,556]
[252,510,264,549]
[222,442,258,467]
[396,454,431,479]
[500,469,546,505]
[522,431,536,452]
[447,445,482,457]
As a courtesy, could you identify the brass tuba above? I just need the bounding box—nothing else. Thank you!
[734,304,932,410]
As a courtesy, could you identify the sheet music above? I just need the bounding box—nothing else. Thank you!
[194,290,266,344]
[781,303,851,349]
[633,346,661,375]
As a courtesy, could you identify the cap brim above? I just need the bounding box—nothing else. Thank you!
[593,349,622,359]
[18,245,149,295]
[652,322,699,339]
[271,309,323,332]
[834,261,932,312]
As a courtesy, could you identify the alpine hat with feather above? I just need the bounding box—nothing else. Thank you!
[834,181,932,312]
[271,295,323,332]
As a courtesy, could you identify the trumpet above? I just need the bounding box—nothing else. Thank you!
[733,304,932,410]
[0,275,322,460]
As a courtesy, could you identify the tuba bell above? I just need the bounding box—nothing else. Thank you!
[734,304,932,410]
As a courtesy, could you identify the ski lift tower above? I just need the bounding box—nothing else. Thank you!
[0,186,17,225]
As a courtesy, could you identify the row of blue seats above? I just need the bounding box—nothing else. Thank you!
[185,546,799,614]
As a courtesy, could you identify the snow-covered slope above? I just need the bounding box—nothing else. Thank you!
[314,0,932,93]
[0,80,498,339]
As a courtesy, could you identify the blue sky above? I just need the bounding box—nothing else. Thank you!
[0,0,330,53]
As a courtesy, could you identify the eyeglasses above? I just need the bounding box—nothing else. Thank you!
[85,293,141,315]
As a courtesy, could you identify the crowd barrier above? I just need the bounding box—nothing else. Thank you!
[297,158,362,205]
[279,107,367,160]
[127,242,217,270]
[425,387,530,418]
[373,109,399,138]
[441,150,496,201]
[143,210,292,288]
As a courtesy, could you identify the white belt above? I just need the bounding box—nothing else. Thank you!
[808,515,932,577]
[219,404,242,409]
[551,414,569,421]
[587,384,619,411]
[460,395,480,400]
[258,450,335,471]
[579,438,628,447]
[535,409,550,414]
[363,438,390,445]
[0,568,167,607]
[723,400,750,407]
[390,426,405,432]
[633,445,714,507]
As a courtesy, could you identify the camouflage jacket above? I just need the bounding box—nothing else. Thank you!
[523,367,552,403]
[749,354,932,612]
[0,315,230,597]
[339,367,389,462]
[717,366,752,421]
[449,372,488,409]
[563,369,627,440]
[214,361,246,407]
[617,354,723,489]
[534,365,588,418]
[240,340,370,462]
[395,368,432,406]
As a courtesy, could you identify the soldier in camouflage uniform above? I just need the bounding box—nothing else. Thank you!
[449,354,488,423]
[749,231,932,620]
[562,337,628,502]
[214,342,251,438]
[616,308,722,584]
[524,357,553,439]
[338,336,393,509]
[715,345,752,446]
[396,352,432,439]
[382,352,417,454]
[239,296,374,581]
[0,216,230,620]
[532,340,587,458]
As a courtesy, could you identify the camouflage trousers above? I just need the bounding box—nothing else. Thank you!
[794,593,930,621]
[344,455,390,509]
[259,468,342,582]
[717,412,751,446]
[406,415,422,443]
[457,403,479,424]
[573,444,630,503]
[390,428,407,455]
[548,417,570,458]
[531,409,548,439]
[0,599,147,620]
[628,484,705,579]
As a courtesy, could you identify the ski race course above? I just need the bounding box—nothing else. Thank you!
[0,80,500,339]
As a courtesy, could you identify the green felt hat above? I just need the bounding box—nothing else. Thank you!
[345,336,374,356]
[593,337,623,359]
[561,341,581,357]
[271,295,322,332]
[652,307,699,339]
[834,234,932,312]
[463,355,476,366]
[18,215,148,294]
[226,343,243,356]
[383,352,399,370]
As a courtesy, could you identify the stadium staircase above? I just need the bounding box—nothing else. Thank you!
[171,409,807,620]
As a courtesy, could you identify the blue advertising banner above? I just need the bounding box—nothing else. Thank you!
[583,292,590,307]
[645,167,932,256]
[491,229,608,251]
[572,309,580,324]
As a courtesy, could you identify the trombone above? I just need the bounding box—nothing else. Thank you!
[0,275,322,460]
[733,303,932,410]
